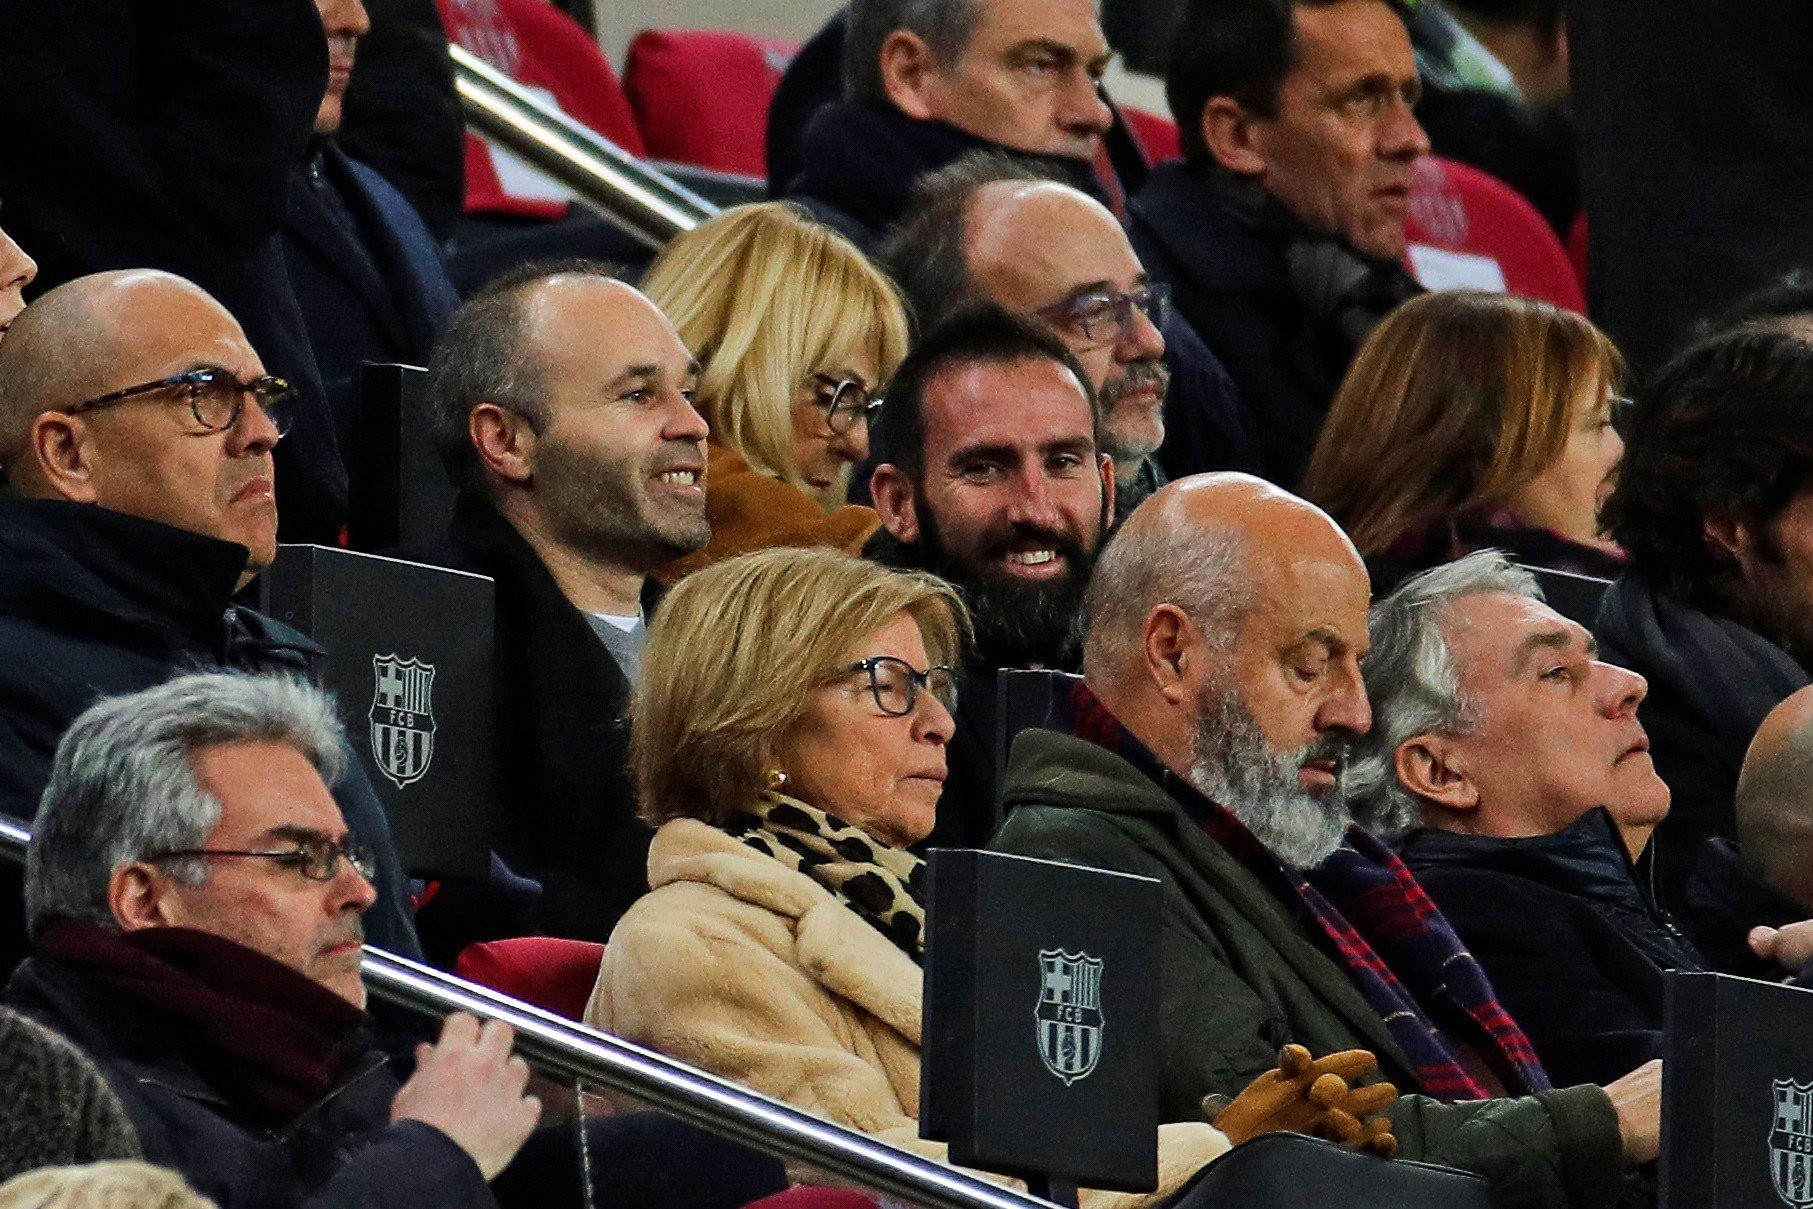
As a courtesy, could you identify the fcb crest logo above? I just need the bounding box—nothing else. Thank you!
[369,654,437,788]
[1035,949,1104,1086]
[1771,1078,1813,1207]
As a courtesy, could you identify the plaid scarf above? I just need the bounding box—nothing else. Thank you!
[1067,682,1550,1102]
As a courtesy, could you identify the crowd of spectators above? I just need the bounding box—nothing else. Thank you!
[0,0,1810,1207]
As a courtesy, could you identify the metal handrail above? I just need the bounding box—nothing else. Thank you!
[0,816,1050,1209]
[450,44,719,248]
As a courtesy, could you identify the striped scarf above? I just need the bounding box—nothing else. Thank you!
[1068,682,1550,1101]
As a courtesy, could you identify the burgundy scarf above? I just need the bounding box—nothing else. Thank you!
[1066,683,1550,1101]
[36,918,371,1125]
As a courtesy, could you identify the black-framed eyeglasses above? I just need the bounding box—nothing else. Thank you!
[153,833,375,883]
[68,368,296,438]
[809,373,883,435]
[842,656,958,717]
[1034,281,1170,346]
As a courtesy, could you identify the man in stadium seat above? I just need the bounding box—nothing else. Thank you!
[1132,0,1426,485]
[7,673,538,1209]
[424,262,711,942]
[1353,552,1702,1088]
[1596,321,1813,913]
[865,307,1111,847]
[782,0,1118,248]
[283,0,461,475]
[993,473,1661,1207]
[0,270,421,963]
[884,152,1268,507]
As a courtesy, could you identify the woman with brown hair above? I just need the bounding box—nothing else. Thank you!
[640,203,910,582]
[1302,290,1628,589]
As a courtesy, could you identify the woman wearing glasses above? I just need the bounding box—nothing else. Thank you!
[640,203,909,583]
[587,549,1393,1204]
[1301,290,1630,592]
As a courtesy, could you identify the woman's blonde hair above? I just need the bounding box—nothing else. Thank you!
[1302,290,1625,555]
[639,202,911,503]
[0,1163,215,1209]
[634,547,967,827]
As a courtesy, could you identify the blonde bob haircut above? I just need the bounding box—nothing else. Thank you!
[1302,290,1625,556]
[633,547,967,828]
[0,1162,216,1209]
[639,202,911,504]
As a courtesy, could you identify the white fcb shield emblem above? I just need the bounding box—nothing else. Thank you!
[369,654,437,788]
[1035,949,1104,1086]
[1771,1078,1813,1207]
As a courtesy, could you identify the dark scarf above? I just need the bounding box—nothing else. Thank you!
[1066,682,1550,1102]
[727,791,928,961]
[1596,573,1809,742]
[789,99,1111,242]
[36,919,371,1126]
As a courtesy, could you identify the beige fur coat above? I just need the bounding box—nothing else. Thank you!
[586,818,1231,1207]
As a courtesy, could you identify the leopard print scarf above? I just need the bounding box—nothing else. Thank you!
[727,791,928,961]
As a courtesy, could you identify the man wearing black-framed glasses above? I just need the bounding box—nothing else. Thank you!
[0,268,424,966]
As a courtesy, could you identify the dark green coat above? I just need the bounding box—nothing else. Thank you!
[993,728,1628,1209]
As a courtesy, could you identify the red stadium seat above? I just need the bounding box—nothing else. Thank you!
[455,936,607,1020]
[742,1191,879,1209]
[435,0,647,221]
[1121,105,1181,165]
[1403,155,1586,312]
[1567,211,1590,297]
[625,29,799,177]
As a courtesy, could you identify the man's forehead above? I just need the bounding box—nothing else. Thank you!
[969,0,1108,58]
[1291,0,1417,87]
[1444,592,1588,674]
[967,183,1143,302]
[98,287,260,391]
[193,740,346,841]
[529,278,691,384]
[921,357,1093,450]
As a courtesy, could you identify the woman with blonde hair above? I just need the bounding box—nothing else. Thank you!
[1302,290,1629,588]
[588,548,1397,1205]
[640,203,910,581]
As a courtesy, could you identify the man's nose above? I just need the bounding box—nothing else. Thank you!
[1598,662,1648,717]
[1059,79,1115,137]
[1115,302,1166,363]
[1005,469,1068,529]
[1319,664,1374,737]
[230,392,284,455]
[1381,101,1431,161]
[665,387,710,441]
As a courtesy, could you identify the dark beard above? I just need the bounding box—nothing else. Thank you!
[1187,678,1355,870]
[916,510,1095,671]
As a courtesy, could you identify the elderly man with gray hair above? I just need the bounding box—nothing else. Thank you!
[5,671,539,1209]
[1356,551,1701,1089]
[993,475,1659,1209]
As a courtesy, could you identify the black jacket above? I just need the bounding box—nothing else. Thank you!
[440,493,654,943]
[5,954,494,1209]
[1593,573,1809,913]
[0,0,348,544]
[284,140,461,464]
[1680,837,1812,982]
[1129,160,1423,486]
[1398,810,1705,1087]
[0,496,420,963]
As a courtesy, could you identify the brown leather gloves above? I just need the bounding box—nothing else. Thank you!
[1204,1044,1399,1157]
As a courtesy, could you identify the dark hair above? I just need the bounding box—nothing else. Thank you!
[1165,0,1384,164]
[425,259,617,490]
[844,0,979,102]
[869,304,1095,482]
[881,150,1057,336]
[1713,270,1813,331]
[1605,323,1813,608]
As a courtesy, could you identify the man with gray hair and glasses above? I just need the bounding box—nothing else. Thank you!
[1353,551,1702,1089]
[994,474,1660,1208]
[5,672,539,1209]
[0,269,419,966]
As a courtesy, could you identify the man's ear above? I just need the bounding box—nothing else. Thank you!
[878,30,944,122]
[26,412,101,503]
[1142,603,1196,703]
[469,403,535,486]
[1394,736,1478,815]
[870,463,922,544]
[1704,514,1751,565]
[1098,454,1117,529]
[108,863,179,933]
[1201,96,1269,177]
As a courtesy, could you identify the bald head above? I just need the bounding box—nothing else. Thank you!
[1737,686,1813,909]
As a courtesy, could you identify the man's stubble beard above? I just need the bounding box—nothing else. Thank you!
[1097,357,1170,469]
[1187,676,1354,871]
[534,433,709,572]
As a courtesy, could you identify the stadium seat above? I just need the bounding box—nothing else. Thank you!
[455,936,607,1020]
[742,1192,878,1209]
[1122,105,1181,165]
[1404,156,1586,312]
[435,0,647,221]
[625,29,799,178]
